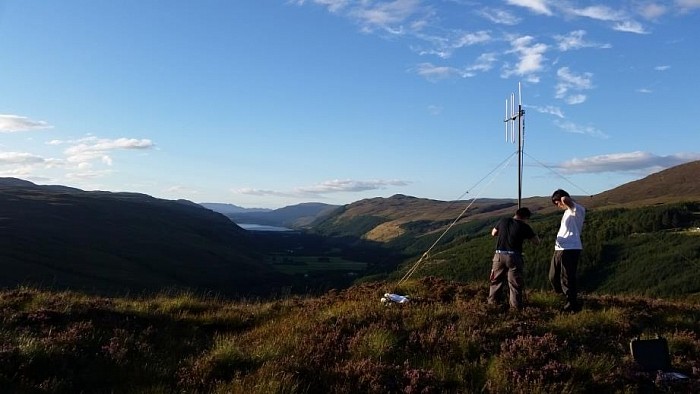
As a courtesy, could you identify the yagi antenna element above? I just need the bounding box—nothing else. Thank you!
[502,82,526,208]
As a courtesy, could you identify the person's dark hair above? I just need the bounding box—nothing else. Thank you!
[551,189,570,204]
[515,207,531,219]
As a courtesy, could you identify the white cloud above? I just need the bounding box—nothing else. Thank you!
[414,63,469,81]
[554,30,611,51]
[613,20,648,34]
[40,136,155,183]
[557,151,700,174]
[555,67,593,104]
[502,35,548,82]
[505,0,553,16]
[559,4,648,33]
[65,169,113,180]
[569,5,626,21]
[414,53,496,81]
[468,52,498,72]
[0,115,52,133]
[636,88,653,93]
[349,0,424,34]
[0,152,47,165]
[289,0,349,13]
[298,179,408,194]
[235,179,410,198]
[553,119,608,139]
[0,152,63,178]
[413,30,492,59]
[293,0,428,35]
[655,65,671,71]
[530,105,565,118]
[477,8,521,25]
[454,30,492,48]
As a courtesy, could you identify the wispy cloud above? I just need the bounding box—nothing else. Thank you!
[292,0,427,35]
[502,35,548,82]
[506,0,553,16]
[569,5,626,21]
[557,151,700,174]
[415,63,464,81]
[413,52,497,81]
[530,105,564,118]
[0,115,52,133]
[477,8,521,25]
[349,0,426,34]
[613,20,648,34]
[555,67,593,104]
[553,119,608,139]
[654,65,671,71]
[235,179,410,198]
[55,137,154,167]
[0,152,47,165]
[413,30,492,59]
[554,30,611,51]
[288,0,350,14]
[0,152,62,177]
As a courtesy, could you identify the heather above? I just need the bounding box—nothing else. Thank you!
[1,277,699,393]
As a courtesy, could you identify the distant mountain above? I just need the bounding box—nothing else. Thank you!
[588,160,700,208]
[199,202,271,215]
[224,202,340,228]
[0,177,83,193]
[311,161,700,243]
[0,178,285,297]
[311,194,519,243]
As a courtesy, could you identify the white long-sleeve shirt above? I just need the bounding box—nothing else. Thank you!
[555,202,585,250]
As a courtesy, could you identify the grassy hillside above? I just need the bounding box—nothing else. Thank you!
[1,278,698,393]
[0,180,284,297]
[391,202,700,299]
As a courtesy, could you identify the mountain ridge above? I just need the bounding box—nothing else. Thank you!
[0,178,286,297]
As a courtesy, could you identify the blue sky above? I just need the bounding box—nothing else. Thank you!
[1,0,700,209]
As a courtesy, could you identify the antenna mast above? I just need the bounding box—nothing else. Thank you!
[503,82,525,208]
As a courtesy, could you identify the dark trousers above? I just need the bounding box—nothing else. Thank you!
[549,249,581,306]
[488,253,525,309]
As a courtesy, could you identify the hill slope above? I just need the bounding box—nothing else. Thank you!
[589,160,700,208]
[1,278,698,392]
[0,178,282,296]
[313,161,700,243]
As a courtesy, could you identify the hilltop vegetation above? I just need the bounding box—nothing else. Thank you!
[402,201,700,299]
[1,278,698,393]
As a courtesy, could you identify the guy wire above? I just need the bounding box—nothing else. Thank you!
[396,152,518,286]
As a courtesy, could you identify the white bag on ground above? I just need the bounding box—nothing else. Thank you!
[381,293,409,304]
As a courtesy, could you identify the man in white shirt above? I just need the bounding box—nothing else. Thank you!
[550,189,586,313]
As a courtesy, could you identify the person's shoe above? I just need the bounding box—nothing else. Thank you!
[562,302,581,313]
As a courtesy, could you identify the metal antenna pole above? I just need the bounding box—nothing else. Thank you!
[504,82,525,209]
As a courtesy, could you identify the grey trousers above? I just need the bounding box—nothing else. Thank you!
[487,253,525,309]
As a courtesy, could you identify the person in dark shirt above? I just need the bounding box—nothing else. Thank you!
[487,207,540,310]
